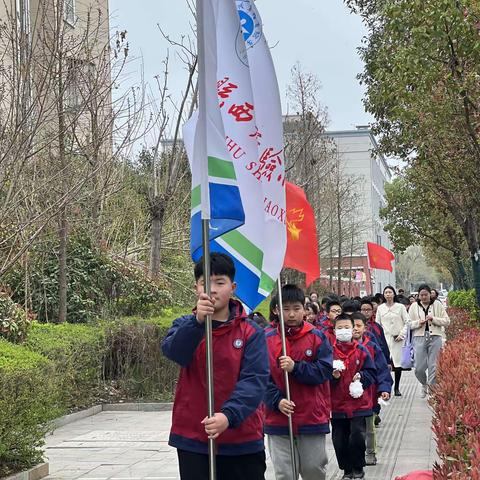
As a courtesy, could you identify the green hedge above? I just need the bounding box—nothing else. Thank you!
[448,289,477,313]
[0,340,60,478]
[25,323,107,410]
[0,311,185,476]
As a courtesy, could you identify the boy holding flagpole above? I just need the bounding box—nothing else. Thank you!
[265,284,333,480]
[162,253,269,480]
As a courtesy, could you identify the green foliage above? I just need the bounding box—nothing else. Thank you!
[346,0,480,307]
[6,235,173,323]
[0,293,31,342]
[448,289,477,313]
[0,340,60,478]
[25,322,106,409]
[0,308,191,474]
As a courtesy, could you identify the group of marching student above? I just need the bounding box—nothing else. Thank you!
[162,253,449,480]
[261,287,392,480]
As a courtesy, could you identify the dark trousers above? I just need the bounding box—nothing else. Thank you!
[177,449,266,480]
[331,417,366,474]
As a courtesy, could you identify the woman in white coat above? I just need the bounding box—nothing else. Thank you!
[375,286,409,396]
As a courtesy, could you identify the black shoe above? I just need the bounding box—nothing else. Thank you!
[394,389,402,397]
[374,415,381,426]
[353,469,365,479]
[341,473,353,480]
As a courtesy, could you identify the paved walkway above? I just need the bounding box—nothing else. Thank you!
[44,371,438,480]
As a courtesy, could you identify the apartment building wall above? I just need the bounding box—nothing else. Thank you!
[327,127,395,294]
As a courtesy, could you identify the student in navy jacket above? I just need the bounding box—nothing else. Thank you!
[265,284,333,480]
[162,253,269,480]
[352,312,393,466]
[330,314,377,480]
[360,299,391,366]
[319,299,343,344]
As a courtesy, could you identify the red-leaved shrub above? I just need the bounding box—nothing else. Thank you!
[445,307,476,340]
[431,328,480,480]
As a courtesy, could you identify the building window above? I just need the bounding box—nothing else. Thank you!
[64,0,76,26]
[65,58,94,111]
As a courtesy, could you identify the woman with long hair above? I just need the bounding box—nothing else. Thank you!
[375,286,410,396]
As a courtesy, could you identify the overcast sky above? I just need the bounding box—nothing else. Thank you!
[109,0,372,132]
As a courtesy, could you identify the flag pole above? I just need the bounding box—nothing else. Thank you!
[197,0,216,476]
[202,219,216,480]
[276,277,298,479]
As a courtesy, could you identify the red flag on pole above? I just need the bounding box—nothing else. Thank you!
[367,242,395,272]
[284,182,320,286]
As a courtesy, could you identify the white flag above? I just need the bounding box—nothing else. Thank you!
[186,0,286,309]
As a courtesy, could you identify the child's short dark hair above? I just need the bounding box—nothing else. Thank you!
[351,312,367,324]
[269,294,278,322]
[306,302,319,315]
[194,252,235,281]
[342,300,360,314]
[281,284,305,305]
[326,300,342,313]
[334,313,354,327]
[360,299,374,308]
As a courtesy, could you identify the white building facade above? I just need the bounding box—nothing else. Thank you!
[326,126,396,294]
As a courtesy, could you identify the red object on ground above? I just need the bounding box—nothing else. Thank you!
[284,182,320,286]
[395,471,433,480]
[367,241,395,272]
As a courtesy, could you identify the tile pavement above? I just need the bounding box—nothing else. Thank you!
[43,371,438,480]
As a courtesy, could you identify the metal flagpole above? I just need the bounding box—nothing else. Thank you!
[202,219,216,480]
[276,277,298,480]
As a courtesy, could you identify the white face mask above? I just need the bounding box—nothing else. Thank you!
[335,328,353,342]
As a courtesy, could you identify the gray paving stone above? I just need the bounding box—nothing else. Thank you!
[44,371,438,480]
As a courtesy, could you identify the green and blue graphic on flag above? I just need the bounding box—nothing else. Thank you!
[185,0,286,310]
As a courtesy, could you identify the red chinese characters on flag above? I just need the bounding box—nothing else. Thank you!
[247,147,284,185]
[217,77,238,108]
[248,126,262,145]
[228,102,254,122]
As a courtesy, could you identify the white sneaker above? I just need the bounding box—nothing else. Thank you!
[420,384,428,398]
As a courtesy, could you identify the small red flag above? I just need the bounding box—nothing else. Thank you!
[367,242,395,272]
[284,182,320,286]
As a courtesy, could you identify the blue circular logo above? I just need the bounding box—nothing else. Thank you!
[305,349,313,357]
[233,339,244,349]
[235,1,262,66]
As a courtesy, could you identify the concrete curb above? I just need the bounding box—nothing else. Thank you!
[3,463,49,480]
[53,405,102,428]
[102,402,173,412]
[52,402,173,429]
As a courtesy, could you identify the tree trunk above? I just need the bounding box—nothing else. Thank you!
[57,205,68,323]
[470,252,480,318]
[453,250,469,290]
[149,195,167,277]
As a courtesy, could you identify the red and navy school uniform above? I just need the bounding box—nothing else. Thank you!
[315,311,328,327]
[162,300,269,456]
[360,335,393,409]
[264,322,333,435]
[330,340,377,419]
[366,320,391,366]
[319,319,336,345]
